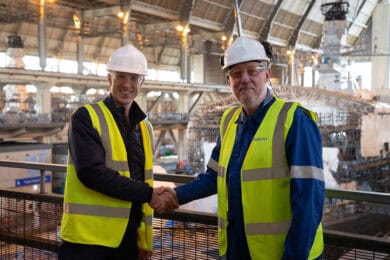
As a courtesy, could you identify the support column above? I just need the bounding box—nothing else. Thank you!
[76,11,84,75]
[178,129,185,162]
[300,66,305,87]
[287,48,296,86]
[177,91,189,113]
[120,1,131,46]
[180,25,190,83]
[35,85,51,116]
[137,91,148,113]
[191,54,204,83]
[38,0,47,70]
[371,0,390,89]
[176,91,189,162]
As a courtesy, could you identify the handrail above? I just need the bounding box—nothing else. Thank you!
[1,160,390,256]
[0,159,195,186]
[326,188,390,205]
[1,160,389,205]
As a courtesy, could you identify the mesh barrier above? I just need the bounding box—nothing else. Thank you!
[152,219,218,259]
[1,188,389,259]
[323,246,389,260]
[0,190,61,259]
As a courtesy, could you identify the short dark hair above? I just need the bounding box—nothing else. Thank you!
[261,41,274,61]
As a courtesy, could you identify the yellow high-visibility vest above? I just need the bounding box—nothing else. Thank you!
[217,98,323,259]
[61,101,154,251]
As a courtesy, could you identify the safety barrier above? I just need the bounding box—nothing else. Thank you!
[0,160,389,259]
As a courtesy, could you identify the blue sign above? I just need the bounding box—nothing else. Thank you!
[15,175,51,187]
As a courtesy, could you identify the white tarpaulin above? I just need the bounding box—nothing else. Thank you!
[361,113,390,156]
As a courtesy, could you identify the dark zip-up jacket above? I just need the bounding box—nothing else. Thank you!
[68,94,153,225]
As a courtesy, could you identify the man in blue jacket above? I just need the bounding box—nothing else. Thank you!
[159,37,324,259]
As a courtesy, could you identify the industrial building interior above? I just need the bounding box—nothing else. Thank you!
[0,0,389,259]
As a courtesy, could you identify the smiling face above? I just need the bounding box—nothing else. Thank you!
[107,71,144,110]
[227,61,270,116]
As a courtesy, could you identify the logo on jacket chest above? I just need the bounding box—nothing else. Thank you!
[252,137,268,141]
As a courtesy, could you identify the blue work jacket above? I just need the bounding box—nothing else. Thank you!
[175,90,324,259]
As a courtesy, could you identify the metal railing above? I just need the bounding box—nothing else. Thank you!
[0,160,389,259]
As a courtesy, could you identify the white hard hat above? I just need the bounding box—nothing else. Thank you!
[222,36,269,71]
[106,44,147,75]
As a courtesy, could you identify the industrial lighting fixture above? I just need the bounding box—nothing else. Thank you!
[73,14,81,29]
[286,49,295,55]
[117,11,124,19]
[176,25,190,33]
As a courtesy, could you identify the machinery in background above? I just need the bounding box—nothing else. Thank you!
[188,85,390,193]
[317,1,350,91]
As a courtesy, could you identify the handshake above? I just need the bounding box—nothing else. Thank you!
[150,186,179,214]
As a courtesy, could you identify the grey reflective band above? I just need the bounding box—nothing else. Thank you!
[273,102,293,168]
[240,102,293,182]
[145,169,153,180]
[90,103,113,165]
[218,166,226,178]
[242,167,289,181]
[106,160,130,172]
[144,120,154,152]
[221,106,240,139]
[90,103,129,173]
[218,217,226,229]
[291,166,324,181]
[64,202,130,218]
[245,220,291,235]
[144,215,153,226]
[207,158,219,173]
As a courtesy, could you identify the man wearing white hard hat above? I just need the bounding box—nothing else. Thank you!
[59,44,177,260]
[162,37,324,259]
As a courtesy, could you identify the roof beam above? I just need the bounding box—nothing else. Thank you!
[288,0,316,48]
[259,0,283,41]
[347,0,368,33]
[223,0,244,40]
[179,0,195,23]
[131,1,222,32]
[83,6,121,17]
[93,35,108,62]
[55,15,74,58]
[131,1,178,20]
[157,45,166,65]
[189,16,224,31]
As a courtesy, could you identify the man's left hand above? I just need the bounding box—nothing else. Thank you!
[138,248,152,260]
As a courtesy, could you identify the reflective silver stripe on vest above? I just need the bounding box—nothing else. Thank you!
[242,167,289,181]
[291,166,324,181]
[144,215,153,226]
[221,106,240,138]
[241,102,293,182]
[218,217,226,229]
[245,220,291,235]
[218,166,226,178]
[90,103,129,172]
[144,120,154,153]
[68,154,73,164]
[273,102,293,168]
[64,202,130,218]
[144,169,153,180]
[207,158,219,173]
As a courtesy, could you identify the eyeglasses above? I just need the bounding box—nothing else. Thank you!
[113,72,144,84]
[227,63,268,79]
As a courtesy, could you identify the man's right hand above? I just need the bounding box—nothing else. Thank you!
[150,186,178,213]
